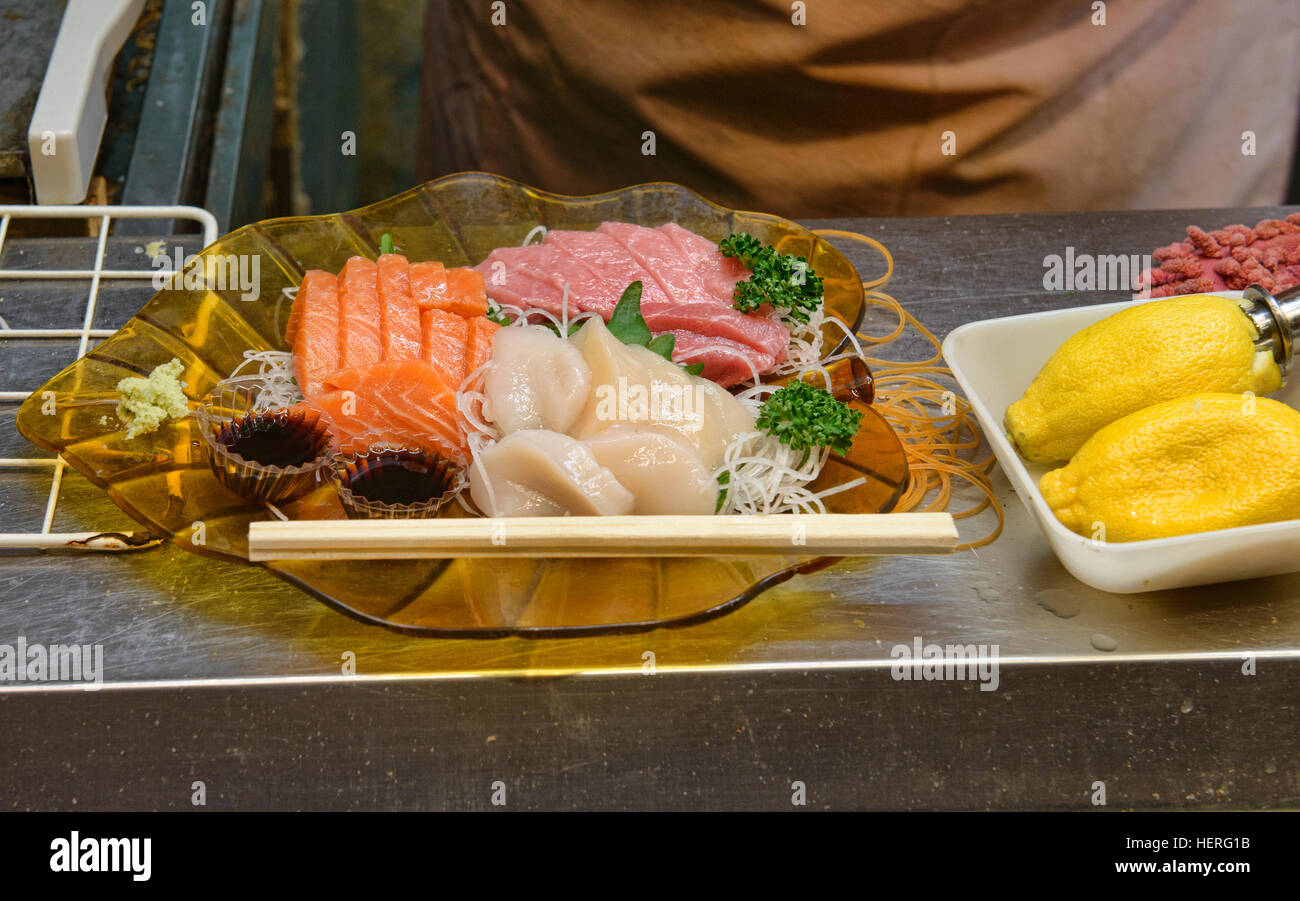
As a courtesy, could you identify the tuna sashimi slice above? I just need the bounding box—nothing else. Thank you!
[538,232,677,314]
[338,256,383,370]
[291,270,341,398]
[596,221,714,305]
[421,308,469,389]
[542,230,664,294]
[471,222,787,385]
[377,253,422,363]
[485,243,623,317]
[474,275,542,313]
[643,302,789,361]
[666,331,779,389]
[476,249,667,319]
[657,222,749,307]
[311,359,465,461]
[490,244,612,312]
[474,253,568,315]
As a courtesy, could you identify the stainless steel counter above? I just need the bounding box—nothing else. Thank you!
[2,207,1297,809]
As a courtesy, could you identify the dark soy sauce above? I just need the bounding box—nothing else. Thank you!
[217,409,327,468]
[345,451,449,504]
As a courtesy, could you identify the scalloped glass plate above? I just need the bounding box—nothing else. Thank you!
[15,173,908,634]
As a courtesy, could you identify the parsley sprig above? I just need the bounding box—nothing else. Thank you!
[755,380,862,457]
[719,233,824,324]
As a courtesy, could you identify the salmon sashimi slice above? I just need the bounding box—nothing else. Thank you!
[285,268,335,346]
[290,270,341,397]
[420,308,469,388]
[311,359,466,461]
[464,315,501,378]
[409,260,448,310]
[444,267,489,318]
[377,253,422,362]
[338,256,383,370]
[294,397,411,457]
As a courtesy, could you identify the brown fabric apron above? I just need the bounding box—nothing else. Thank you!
[417,0,1300,218]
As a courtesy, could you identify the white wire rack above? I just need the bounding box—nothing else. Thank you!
[0,205,218,550]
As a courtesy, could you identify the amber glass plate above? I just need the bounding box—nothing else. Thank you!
[16,173,908,634]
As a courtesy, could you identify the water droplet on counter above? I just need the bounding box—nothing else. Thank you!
[1090,632,1118,652]
[1035,588,1080,618]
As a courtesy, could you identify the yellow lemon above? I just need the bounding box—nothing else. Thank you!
[1005,295,1282,463]
[1040,393,1300,542]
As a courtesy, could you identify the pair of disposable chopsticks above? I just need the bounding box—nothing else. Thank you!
[247,513,957,561]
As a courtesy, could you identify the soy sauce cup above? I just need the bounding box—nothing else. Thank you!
[329,446,461,519]
[197,378,333,504]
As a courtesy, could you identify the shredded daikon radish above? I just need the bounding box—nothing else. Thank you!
[456,359,500,444]
[770,305,826,376]
[222,350,303,411]
[712,431,865,516]
[454,359,503,510]
[492,299,600,334]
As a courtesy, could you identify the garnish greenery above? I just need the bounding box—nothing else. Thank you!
[540,319,581,337]
[646,333,675,359]
[608,281,653,346]
[379,233,395,255]
[715,471,730,512]
[756,380,862,456]
[718,232,823,324]
[485,302,514,327]
[606,281,704,375]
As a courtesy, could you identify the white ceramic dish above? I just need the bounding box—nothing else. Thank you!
[943,292,1300,593]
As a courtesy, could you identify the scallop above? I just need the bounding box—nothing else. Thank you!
[567,317,755,469]
[468,429,634,517]
[584,424,718,515]
[482,325,592,435]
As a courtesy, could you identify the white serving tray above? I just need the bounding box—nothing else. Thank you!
[943,292,1300,593]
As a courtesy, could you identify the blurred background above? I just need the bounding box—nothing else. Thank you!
[2,0,423,230]
[2,0,1297,232]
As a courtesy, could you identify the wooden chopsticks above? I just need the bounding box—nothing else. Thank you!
[248,513,958,561]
